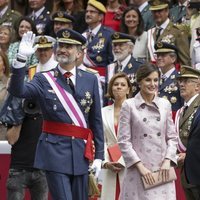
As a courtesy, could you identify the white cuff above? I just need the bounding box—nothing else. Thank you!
[12,59,26,69]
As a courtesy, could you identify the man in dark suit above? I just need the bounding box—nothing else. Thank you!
[107,32,142,97]
[176,66,200,200]
[8,29,104,200]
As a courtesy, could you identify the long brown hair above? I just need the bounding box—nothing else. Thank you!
[0,50,10,78]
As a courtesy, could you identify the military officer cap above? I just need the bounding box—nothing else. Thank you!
[35,35,56,48]
[188,0,200,8]
[56,28,86,45]
[177,66,200,79]
[154,41,178,54]
[88,0,107,14]
[149,0,169,11]
[52,11,75,23]
[111,32,136,44]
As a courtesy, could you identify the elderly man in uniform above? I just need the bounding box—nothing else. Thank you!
[155,41,184,119]
[0,0,21,28]
[147,0,190,66]
[107,32,142,97]
[4,35,56,200]
[28,0,50,35]
[83,0,114,80]
[8,29,104,200]
[175,66,200,200]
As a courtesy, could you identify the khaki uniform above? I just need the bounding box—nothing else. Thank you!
[179,95,200,200]
[157,22,191,66]
[0,8,21,28]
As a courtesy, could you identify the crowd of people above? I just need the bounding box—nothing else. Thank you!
[0,0,200,200]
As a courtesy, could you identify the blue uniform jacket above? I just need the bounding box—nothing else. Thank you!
[114,56,142,97]
[86,26,114,67]
[158,69,183,112]
[8,66,104,175]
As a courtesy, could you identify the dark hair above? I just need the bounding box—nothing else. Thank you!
[53,0,84,14]
[14,16,37,41]
[106,72,132,99]
[0,50,10,77]
[136,63,160,83]
[120,6,144,36]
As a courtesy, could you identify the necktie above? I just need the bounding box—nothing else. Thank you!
[182,105,188,117]
[63,72,74,93]
[87,31,94,44]
[115,61,122,73]
[155,27,162,41]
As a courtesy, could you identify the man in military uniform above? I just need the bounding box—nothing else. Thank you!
[8,29,104,200]
[28,0,50,35]
[82,0,114,78]
[170,0,188,24]
[45,11,75,38]
[155,41,184,119]
[176,66,200,200]
[0,0,21,28]
[147,0,190,66]
[3,35,57,200]
[107,32,142,97]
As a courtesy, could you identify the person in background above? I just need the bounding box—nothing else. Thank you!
[170,0,188,24]
[0,50,9,140]
[27,0,50,35]
[175,66,200,200]
[8,29,104,200]
[101,72,132,200]
[103,0,126,31]
[191,28,200,70]
[155,41,184,119]
[147,0,190,66]
[82,0,114,78]
[155,41,185,200]
[45,11,75,38]
[129,0,154,31]
[120,6,148,62]
[52,0,87,33]
[0,0,21,28]
[107,32,142,97]
[118,63,177,200]
[0,25,13,53]
[8,16,38,69]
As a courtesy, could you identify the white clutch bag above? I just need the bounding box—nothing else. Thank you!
[141,167,177,190]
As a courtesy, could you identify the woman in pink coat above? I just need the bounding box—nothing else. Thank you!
[118,63,178,200]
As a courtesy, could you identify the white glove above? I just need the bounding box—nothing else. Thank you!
[91,159,102,178]
[18,31,38,59]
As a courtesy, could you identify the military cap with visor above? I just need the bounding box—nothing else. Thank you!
[149,0,169,11]
[111,32,136,44]
[52,11,75,23]
[177,65,200,79]
[154,41,178,54]
[35,35,56,48]
[56,28,86,45]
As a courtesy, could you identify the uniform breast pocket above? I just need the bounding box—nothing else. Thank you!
[44,92,62,112]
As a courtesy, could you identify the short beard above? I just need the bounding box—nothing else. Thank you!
[56,55,76,65]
